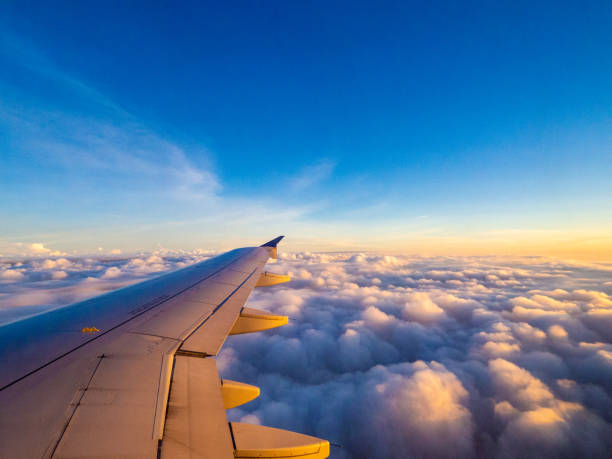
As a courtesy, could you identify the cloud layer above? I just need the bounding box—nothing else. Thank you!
[219,253,612,458]
[0,250,214,324]
[1,251,611,458]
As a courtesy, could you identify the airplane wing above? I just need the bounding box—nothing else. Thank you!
[0,237,329,459]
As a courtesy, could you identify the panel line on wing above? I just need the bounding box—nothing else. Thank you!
[228,268,253,275]
[229,421,237,450]
[175,349,211,358]
[129,331,182,342]
[178,267,258,347]
[47,354,105,458]
[213,281,239,287]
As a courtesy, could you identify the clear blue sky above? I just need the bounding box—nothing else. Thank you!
[1,1,611,257]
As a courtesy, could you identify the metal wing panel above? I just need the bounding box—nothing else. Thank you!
[0,348,100,459]
[178,281,236,305]
[52,333,179,458]
[130,297,217,340]
[0,245,270,459]
[132,247,269,354]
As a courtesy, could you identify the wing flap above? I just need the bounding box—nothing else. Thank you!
[161,356,234,459]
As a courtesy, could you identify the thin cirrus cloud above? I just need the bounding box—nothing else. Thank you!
[1,251,612,457]
[288,159,336,192]
[1,30,220,206]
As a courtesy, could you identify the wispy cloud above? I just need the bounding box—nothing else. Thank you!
[0,29,124,113]
[1,29,220,203]
[288,159,336,192]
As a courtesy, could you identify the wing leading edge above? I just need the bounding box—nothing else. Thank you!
[0,237,329,459]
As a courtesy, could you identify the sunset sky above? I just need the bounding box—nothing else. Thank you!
[2,4,612,457]
[1,1,611,259]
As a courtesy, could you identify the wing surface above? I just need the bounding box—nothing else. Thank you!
[0,238,329,459]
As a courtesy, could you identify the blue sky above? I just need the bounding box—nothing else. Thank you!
[1,1,611,258]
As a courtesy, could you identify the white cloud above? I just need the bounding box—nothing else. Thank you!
[2,251,612,457]
[370,361,474,458]
[11,243,66,257]
[101,266,122,279]
[51,270,68,280]
[402,292,446,324]
[0,270,25,282]
[489,359,555,410]
[480,341,521,357]
[548,324,569,340]
[488,359,611,458]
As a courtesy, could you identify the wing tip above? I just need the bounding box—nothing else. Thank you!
[260,236,284,248]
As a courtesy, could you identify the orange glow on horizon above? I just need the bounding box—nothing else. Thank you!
[286,230,612,262]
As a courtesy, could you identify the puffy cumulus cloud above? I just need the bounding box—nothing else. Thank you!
[219,359,475,459]
[372,361,474,458]
[219,252,612,458]
[489,358,555,410]
[51,270,68,280]
[2,251,612,457]
[547,324,569,340]
[10,242,66,257]
[101,266,123,279]
[539,289,612,308]
[331,361,475,459]
[402,292,446,324]
[0,269,25,282]
[510,321,547,345]
[489,359,611,458]
[479,341,521,358]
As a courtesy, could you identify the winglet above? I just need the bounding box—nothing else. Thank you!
[261,236,284,247]
[261,236,284,259]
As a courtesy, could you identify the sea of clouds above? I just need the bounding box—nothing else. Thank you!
[1,250,612,458]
